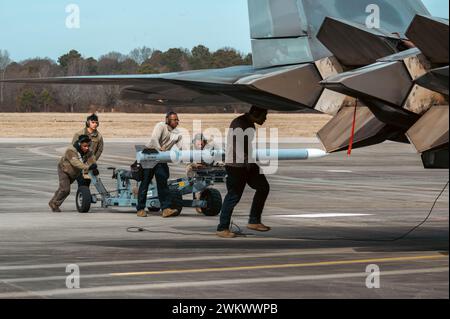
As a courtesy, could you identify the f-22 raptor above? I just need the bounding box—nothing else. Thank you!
[2,0,449,168]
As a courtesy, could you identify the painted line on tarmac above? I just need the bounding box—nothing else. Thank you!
[1,254,446,285]
[327,170,353,173]
[109,255,447,277]
[276,213,373,218]
[0,248,354,271]
[0,267,447,298]
[265,207,375,218]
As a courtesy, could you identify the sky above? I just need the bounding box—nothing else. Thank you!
[0,0,448,62]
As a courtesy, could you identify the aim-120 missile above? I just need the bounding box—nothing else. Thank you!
[136,147,327,169]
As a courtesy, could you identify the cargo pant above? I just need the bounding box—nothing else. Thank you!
[49,164,75,208]
[136,163,171,212]
[217,164,270,231]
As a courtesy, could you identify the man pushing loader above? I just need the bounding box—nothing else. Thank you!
[48,135,98,212]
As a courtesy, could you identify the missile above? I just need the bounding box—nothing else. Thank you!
[136,147,327,169]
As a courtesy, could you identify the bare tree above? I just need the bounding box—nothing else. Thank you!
[0,49,12,104]
[0,50,11,70]
[57,59,88,112]
[101,85,121,111]
[129,47,153,65]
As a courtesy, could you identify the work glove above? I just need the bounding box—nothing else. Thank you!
[88,163,98,171]
[92,168,100,176]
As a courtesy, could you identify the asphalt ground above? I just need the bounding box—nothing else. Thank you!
[0,138,448,299]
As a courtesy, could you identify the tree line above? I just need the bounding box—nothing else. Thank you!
[0,46,252,113]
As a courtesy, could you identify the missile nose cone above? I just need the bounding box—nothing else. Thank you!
[307,149,328,159]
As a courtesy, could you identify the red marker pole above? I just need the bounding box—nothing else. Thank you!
[348,105,357,156]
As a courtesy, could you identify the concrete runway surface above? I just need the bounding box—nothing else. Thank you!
[0,138,448,299]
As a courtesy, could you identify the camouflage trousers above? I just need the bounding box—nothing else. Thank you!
[49,165,75,208]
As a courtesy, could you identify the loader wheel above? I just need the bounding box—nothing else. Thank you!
[169,189,183,215]
[200,188,222,216]
[76,186,92,213]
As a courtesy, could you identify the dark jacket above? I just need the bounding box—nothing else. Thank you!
[225,114,256,168]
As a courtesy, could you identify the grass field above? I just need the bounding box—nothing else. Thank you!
[0,113,332,138]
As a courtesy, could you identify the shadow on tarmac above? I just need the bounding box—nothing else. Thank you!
[75,226,448,254]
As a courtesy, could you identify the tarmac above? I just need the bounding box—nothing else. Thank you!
[0,138,448,299]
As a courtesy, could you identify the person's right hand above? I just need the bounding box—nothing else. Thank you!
[89,163,98,171]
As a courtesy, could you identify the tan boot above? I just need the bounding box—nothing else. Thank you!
[195,207,203,214]
[48,202,61,213]
[162,208,179,218]
[216,230,237,238]
[137,210,148,218]
[247,223,271,232]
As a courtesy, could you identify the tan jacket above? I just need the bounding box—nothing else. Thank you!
[59,145,96,179]
[72,128,104,161]
[146,122,183,151]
